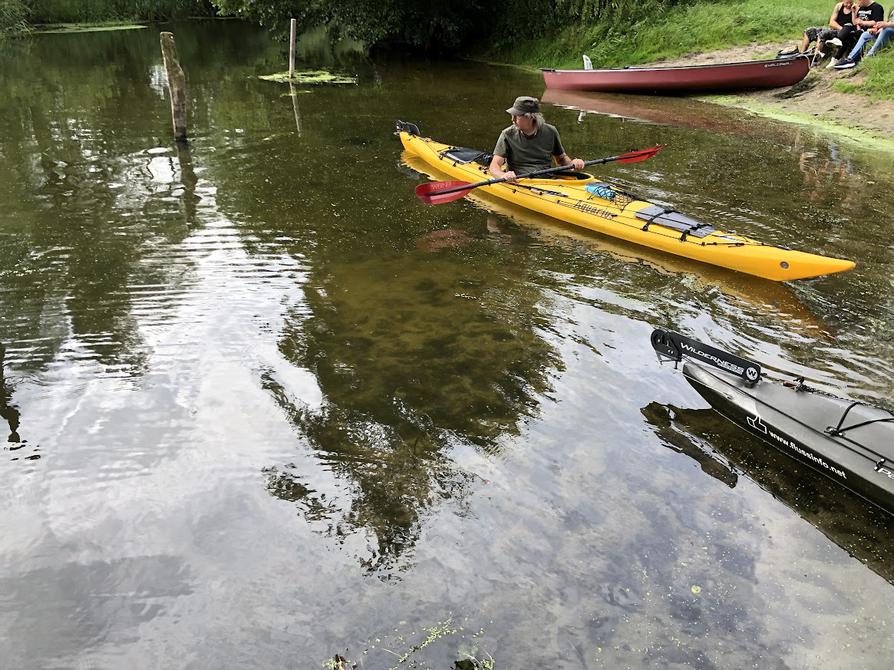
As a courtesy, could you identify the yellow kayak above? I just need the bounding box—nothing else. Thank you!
[398,125,855,281]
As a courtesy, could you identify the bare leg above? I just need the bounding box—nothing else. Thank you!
[799,33,811,53]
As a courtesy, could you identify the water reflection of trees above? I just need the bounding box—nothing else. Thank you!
[641,401,894,585]
[795,138,859,212]
[0,24,276,375]
[1,31,169,372]
[262,254,561,574]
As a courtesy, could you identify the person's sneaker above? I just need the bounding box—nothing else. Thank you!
[826,57,839,68]
[828,38,843,47]
[834,58,858,69]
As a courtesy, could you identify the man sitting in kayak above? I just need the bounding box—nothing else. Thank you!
[489,96,585,182]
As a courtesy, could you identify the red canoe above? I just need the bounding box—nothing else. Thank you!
[542,56,809,93]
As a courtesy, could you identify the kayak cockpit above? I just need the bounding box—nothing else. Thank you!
[547,171,593,181]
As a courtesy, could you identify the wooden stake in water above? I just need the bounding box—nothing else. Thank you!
[160,32,188,141]
[288,18,297,79]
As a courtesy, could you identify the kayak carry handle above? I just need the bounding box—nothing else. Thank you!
[395,120,421,136]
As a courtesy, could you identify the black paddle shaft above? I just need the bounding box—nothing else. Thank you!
[429,148,661,197]
[651,329,762,384]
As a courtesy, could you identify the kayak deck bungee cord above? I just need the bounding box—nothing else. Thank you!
[651,329,894,515]
[396,121,855,281]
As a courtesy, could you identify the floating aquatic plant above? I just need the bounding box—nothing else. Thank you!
[259,70,358,85]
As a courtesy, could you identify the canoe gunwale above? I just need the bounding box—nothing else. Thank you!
[541,56,810,93]
[541,55,810,75]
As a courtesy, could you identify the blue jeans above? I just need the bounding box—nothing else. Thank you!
[866,27,894,57]
[847,27,894,61]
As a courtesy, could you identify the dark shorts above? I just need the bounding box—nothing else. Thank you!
[804,26,838,43]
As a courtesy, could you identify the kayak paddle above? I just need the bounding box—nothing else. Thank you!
[414,145,664,205]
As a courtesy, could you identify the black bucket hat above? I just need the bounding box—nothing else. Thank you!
[506,96,540,115]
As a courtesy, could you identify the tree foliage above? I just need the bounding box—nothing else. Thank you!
[24,0,214,24]
[210,0,684,53]
[1,0,29,35]
[211,0,490,51]
[9,0,684,51]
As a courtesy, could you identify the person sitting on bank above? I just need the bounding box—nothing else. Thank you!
[834,5,894,67]
[828,0,885,66]
[784,0,854,58]
[489,96,585,182]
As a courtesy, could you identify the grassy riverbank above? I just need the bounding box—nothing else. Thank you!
[495,0,827,68]
[834,51,894,98]
[487,0,894,99]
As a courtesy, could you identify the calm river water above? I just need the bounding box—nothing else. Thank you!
[1,21,893,669]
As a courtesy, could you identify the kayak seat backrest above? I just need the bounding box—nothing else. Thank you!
[441,147,493,166]
[635,205,716,239]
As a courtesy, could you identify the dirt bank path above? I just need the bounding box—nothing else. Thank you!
[656,42,894,141]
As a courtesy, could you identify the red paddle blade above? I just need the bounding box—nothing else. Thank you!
[616,145,664,163]
[415,180,474,205]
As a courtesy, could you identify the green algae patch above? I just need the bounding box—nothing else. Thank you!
[33,23,147,34]
[259,70,358,85]
[707,94,894,155]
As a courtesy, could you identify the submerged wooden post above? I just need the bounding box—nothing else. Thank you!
[160,32,188,141]
[175,142,199,226]
[288,18,297,79]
